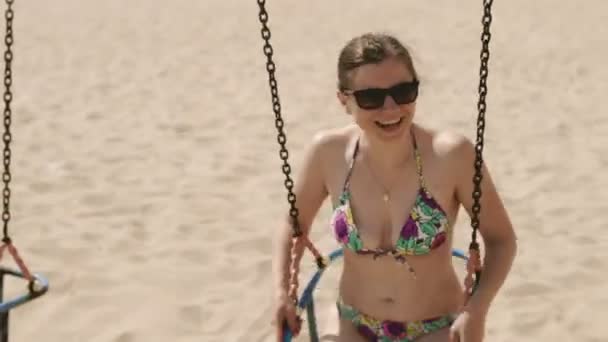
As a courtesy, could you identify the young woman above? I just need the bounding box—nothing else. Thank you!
[272,32,517,342]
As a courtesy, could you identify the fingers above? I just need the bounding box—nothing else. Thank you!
[449,327,460,342]
[280,321,292,342]
[275,319,284,342]
[275,310,288,342]
[286,312,301,335]
[274,315,283,342]
[275,311,301,342]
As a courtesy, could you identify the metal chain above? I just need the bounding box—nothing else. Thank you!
[256,0,302,238]
[255,0,492,293]
[470,0,493,251]
[1,0,13,242]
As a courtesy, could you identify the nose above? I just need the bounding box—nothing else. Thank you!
[382,94,399,110]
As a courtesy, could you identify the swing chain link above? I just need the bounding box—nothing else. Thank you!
[1,0,13,241]
[256,0,302,238]
[256,0,492,292]
[470,0,493,251]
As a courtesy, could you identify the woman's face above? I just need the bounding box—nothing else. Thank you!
[338,56,418,143]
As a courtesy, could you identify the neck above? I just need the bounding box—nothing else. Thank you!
[358,127,415,170]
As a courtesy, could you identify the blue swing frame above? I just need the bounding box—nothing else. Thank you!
[0,267,49,342]
[282,248,468,342]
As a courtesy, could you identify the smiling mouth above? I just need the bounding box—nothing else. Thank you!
[375,117,403,130]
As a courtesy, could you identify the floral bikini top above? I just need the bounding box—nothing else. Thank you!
[330,133,449,275]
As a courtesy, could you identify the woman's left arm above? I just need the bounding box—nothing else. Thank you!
[453,136,518,316]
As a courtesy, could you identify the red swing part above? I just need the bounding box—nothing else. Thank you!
[0,1,50,341]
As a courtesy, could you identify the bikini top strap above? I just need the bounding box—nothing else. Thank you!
[341,137,360,192]
[343,132,424,193]
[411,130,428,190]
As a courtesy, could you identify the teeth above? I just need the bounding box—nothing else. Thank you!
[377,118,401,125]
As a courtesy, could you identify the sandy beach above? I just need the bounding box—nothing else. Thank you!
[1,0,606,341]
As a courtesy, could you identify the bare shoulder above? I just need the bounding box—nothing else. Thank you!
[297,125,357,199]
[309,124,358,162]
[415,125,475,163]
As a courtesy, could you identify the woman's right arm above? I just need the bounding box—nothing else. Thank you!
[272,132,330,300]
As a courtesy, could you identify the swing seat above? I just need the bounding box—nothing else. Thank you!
[0,266,48,313]
[282,248,468,342]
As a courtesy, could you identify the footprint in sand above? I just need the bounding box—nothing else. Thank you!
[509,313,548,336]
[29,181,54,194]
[81,192,115,207]
[225,236,270,256]
[178,247,209,264]
[505,281,554,298]
[178,304,203,327]
[113,331,135,342]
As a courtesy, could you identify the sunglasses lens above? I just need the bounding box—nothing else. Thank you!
[391,82,419,104]
[354,89,386,110]
[351,81,419,110]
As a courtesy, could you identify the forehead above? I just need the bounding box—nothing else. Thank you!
[349,57,414,90]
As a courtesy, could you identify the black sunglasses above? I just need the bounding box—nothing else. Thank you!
[343,80,419,110]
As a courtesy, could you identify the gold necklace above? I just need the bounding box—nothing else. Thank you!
[362,157,394,204]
